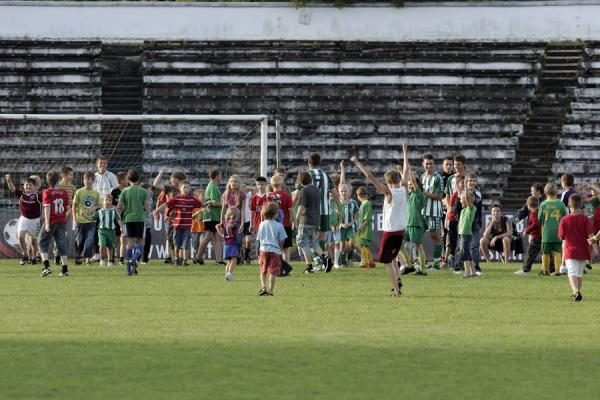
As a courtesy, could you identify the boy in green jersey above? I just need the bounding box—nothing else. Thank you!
[458,192,477,278]
[338,183,359,268]
[538,183,568,276]
[118,169,149,275]
[356,186,375,268]
[94,193,122,268]
[327,193,342,269]
[400,171,428,276]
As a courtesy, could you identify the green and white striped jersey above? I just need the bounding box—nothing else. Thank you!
[340,199,359,225]
[420,172,443,217]
[308,168,334,215]
[94,208,121,230]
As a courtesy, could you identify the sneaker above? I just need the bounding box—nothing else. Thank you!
[107,262,114,268]
[429,262,441,271]
[132,260,139,275]
[19,256,27,265]
[126,261,133,276]
[36,256,42,263]
[195,258,205,265]
[90,254,101,262]
[323,255,333,273]
[400,266,416,276]
[54,255,61,265]
[559,265,568,275]
[99,260,106,267]
[475,266,482,276]
[225,272,234,281]
[413,270,428,276]
[574,292,583,302]
[31,258,37,265]
[163,257,173,264]
[553,272,562,277]
[368,262,376,268]
[314,265,325,272]
[514,270,528,276]
[333,264,343,269]
[453,268,462,275]
[258,287,269,296]
[119,257,124,266]
[75,258,82,266]
[585,263,592,270]
[303,266,314,274]
[59,271,69,277]
[41,267,52,277]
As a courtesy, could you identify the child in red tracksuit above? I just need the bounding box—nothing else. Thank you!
[515,196,541,275]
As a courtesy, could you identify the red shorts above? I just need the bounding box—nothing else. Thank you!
[259,251,281,276]
[378,230,405,263]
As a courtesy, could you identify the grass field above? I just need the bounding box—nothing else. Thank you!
[1,259,599,400]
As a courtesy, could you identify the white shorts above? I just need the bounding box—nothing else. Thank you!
[17,216,40,236]
[566,259,586,278]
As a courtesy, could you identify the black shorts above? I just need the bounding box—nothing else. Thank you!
[283,227,293,249]
[204,221,218,233]
[125,222,145,239]
[243,221,251,236]
[115,223,122,237]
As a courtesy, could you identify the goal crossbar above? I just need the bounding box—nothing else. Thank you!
[0,113,270,176]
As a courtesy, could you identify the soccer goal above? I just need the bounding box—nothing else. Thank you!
[0,113,270,257]
[0,113,270,182]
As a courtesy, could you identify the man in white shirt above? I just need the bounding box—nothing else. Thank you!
[93,156,118,197]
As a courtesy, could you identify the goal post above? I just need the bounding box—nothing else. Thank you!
[0,113,271,258]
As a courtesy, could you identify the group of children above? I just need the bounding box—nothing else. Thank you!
[4,151,599,301]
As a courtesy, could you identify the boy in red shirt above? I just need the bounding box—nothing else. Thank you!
[39,171,71,277]
[559,194,595,302]
[515,196,542,275]
[154,181,202,266]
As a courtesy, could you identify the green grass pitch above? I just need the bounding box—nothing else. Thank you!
[1,259,599,400]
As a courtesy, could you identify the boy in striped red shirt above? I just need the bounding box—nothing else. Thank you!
[154,181,203,266]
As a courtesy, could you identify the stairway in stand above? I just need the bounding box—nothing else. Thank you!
[502,42,584,210]
[100,44,144,171]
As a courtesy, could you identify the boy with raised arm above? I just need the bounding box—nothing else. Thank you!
[5,175,41,265]
[350,144,410,297]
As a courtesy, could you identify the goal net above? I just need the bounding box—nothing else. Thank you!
[0,113,269,258]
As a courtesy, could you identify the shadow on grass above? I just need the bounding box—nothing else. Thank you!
[1,339,599,400]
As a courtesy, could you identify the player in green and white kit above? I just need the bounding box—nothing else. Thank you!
[307,152,337,269]
[94,193,122,267]
[338,183,359,267]
[421,154,444,269]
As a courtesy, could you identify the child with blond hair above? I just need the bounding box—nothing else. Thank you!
[256,202,287,296]
[218,207,241,281]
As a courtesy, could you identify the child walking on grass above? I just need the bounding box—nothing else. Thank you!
[256,202,287,296]
[218,207,240,281]
[559,194,595,302]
